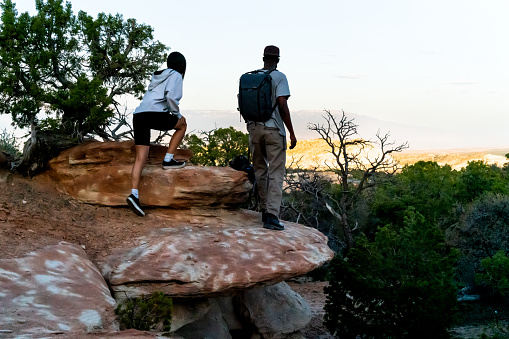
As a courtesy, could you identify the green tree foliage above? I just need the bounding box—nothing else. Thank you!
[457,161,508,203]
[184,127,249,166]
[455,193,509,258]
[324,208,458,339]
[0,128,21,158]
[477,250,509,298]
[0,0,167,174]
[448,193,509,287]
[115,292,172,333]
[370,161,459,229]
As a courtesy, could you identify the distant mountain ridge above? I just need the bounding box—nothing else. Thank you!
[182,109,509,150]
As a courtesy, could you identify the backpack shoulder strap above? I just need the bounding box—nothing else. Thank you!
[246,68,277,75]
[268,69,278,111]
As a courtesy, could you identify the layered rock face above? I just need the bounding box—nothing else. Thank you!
[2,141,334,338]
[45,140,251,208]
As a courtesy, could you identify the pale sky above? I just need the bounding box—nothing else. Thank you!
[3,0,509,148]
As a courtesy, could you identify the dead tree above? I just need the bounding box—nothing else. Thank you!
[288,110,408,250]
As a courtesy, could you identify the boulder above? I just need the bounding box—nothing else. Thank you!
[215,296,245,331]
[0,242,118,336]
[236,282,312,339]
[101,209,334,299]
[52,140,192,166]
[174,300,232,339]
[170,298,213,332]
[44,140,251,208]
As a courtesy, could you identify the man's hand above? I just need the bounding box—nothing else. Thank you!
[289,133,297,149]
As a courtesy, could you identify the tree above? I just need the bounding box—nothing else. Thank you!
[286,110,408,250]
[370,161,460,230]
[448,192,509,288]
[184,127,249,167]
[476,250,509,298]
[324,208,458,338]
[457,160,508,203]
[0,0,167,175]
[282,168,348,251]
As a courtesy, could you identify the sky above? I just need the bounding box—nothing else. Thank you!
[2,0,509,149]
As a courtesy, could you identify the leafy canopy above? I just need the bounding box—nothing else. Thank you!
[370,161,459,229]
[184,127,249,166]
[0,0,167,138]
[324,207,458,338]
[477,250,509,298]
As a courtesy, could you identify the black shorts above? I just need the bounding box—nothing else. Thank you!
[133,111,179,146]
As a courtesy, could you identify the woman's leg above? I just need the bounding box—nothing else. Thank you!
[167,116,187,154]
[131,145,150,190]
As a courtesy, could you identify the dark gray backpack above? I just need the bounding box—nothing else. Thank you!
[238,69,277,122]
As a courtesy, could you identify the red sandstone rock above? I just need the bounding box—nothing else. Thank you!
[0,242,118,336]
[54,140,192,166]
[44,141,251,208]
[101,209,334,299]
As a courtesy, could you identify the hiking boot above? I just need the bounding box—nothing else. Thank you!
[126,194,145,216]
[261,210,268,222]
[162,159,186,169]
[263,213,284,231]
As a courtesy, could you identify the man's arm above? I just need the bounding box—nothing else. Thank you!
[277,96,297,149]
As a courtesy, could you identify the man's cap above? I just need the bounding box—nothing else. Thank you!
[263,45,280,57]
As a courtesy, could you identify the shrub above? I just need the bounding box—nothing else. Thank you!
[477,250,509,298]
[370,161,459,229]
[115,292,172,333]
[324,208,458,339]
[457,161,508,203]
[0,128,22,159]
[448,193,509,288]
[184,127,249,166]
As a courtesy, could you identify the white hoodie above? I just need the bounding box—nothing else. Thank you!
[133,68,183,118]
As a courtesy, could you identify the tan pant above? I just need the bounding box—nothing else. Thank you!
[248,123,286,217]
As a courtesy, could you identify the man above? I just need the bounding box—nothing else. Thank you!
[247,45,297,230]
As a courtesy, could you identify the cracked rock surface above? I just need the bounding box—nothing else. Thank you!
[101,209,334,299]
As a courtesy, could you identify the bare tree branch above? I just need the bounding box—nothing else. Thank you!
[289,109,408,250]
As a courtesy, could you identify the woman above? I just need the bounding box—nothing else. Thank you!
[126,52,187,216]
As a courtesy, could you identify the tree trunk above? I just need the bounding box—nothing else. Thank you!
[14,129,78,177]
[340,213,355,250]
[324,199,355,250]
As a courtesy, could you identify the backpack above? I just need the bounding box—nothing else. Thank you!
[238,69,278,122]
[229,155,255,184]
[229,154,258,209]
